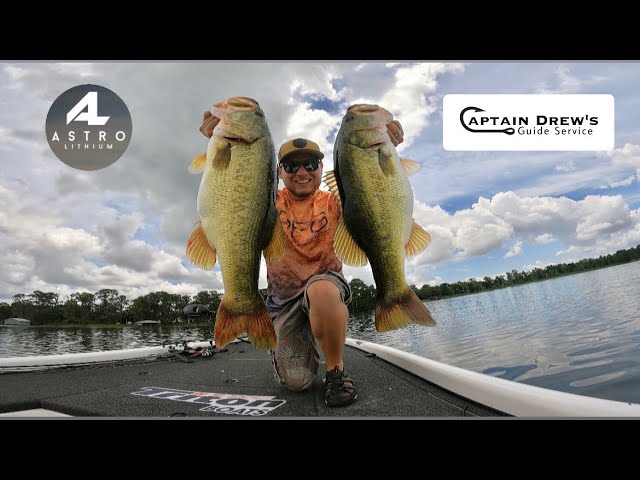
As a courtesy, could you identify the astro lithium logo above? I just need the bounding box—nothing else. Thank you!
[66,92,110,125]
[443,94,614,151]
[46,84,132,170]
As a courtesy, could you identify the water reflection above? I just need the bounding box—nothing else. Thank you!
[0,325,214,357]
[345,262,640,404]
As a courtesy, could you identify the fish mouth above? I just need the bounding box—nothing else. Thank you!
[215,123,263,144]
[214,96,259,111]
[364,140,387,149]
[227,97,259,108]
[220,134,256,145]
[210,97,263,123]
[348,104,382,114]
[348,128,389,149]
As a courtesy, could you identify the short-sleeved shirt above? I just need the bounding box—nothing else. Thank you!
[266,188,343,312]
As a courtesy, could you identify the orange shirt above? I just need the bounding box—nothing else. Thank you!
[266,188,343,311]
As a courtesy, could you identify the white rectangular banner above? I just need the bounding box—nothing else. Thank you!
[442,94,614,151]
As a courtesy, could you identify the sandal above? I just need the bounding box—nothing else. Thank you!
[324,365,357,407]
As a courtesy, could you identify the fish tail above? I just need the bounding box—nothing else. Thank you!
[375,287,436,332]
[214,297,276,350]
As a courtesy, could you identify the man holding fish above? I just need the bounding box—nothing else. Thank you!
[195,99,432,407]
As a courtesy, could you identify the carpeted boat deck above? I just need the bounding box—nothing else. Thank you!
[0,341,507,417]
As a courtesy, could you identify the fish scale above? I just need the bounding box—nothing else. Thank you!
[329,103,435,332]
[204,140,270,297]
[187,97,284,350]
[340,140,410,301]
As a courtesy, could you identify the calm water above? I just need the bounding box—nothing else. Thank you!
[2,262,639,404]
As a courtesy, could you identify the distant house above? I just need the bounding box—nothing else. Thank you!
[3,318,31,326]
[135,320,161,326]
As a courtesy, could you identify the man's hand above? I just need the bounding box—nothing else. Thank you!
[387,120,404,146]
[199,110,220,139]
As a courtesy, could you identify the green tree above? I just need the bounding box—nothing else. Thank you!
[0,302,12,320]
[71,292,95,324]
[30,291,60,324]
[95,289,117,324]
[349,278,375,313]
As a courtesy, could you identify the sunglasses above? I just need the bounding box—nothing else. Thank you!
[279,159,321,174]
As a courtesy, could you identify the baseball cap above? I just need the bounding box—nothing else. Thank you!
[278,138,325,163]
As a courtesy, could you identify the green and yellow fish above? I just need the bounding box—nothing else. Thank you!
[187,96,284,349]
[324,103,435,332]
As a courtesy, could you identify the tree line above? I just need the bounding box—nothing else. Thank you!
[1,244,638,325]
[412,244,640,301]
[0,289,222,326]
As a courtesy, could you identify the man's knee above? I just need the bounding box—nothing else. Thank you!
[307,280,342,306]
[271,348,318,392]
[283,375,315,392]
[275,365,316,392]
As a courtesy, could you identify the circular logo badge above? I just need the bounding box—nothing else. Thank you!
[45,84,132,171]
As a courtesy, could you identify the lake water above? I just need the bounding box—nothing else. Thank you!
[1,262,639,404]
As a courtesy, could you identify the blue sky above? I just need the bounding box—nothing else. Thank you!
[0,62,639,302]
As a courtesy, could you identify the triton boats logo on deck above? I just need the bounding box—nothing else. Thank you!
[46,84,132,171]
[131,387,287,416]
[443,94,614,151]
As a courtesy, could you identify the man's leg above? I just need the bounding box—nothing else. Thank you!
[270,299,319,392]
[306,280,348,372]
[303,271,356,406]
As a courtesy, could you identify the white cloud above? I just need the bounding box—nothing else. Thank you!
[50,63,101,78]
[554,159,577,172]
[535,65,607,94]
[286,65,344,102]
[479,192,637,245]
[534,233,554,244]
[0,177,223,303]
[598,175,636,189]
[284,102,340,166]
[405,191,639,273]
[603,143,640,177]
[512,152,639,199]
[575,195,633,241]
[0,127,41,151]
[358,63,465,152]
[0,127,21,150]
[415,149,617,207]
[342,265,375,288]
[411,201,513,264]
[504,241,523,258]
[522,259,553,272]
[3,65,27,88]
[281,62,466,164]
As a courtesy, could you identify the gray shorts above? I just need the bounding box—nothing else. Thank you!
[269,271,352,392]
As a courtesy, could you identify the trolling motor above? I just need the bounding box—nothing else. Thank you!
[162,339,216,363]
[157,305,219,362]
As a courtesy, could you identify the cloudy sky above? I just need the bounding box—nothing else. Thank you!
[1,62,639,303]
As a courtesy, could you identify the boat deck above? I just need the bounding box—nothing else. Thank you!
[0,341,507,418]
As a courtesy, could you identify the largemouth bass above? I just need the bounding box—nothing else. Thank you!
[324,103,435,332]
[187,96,284,349]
